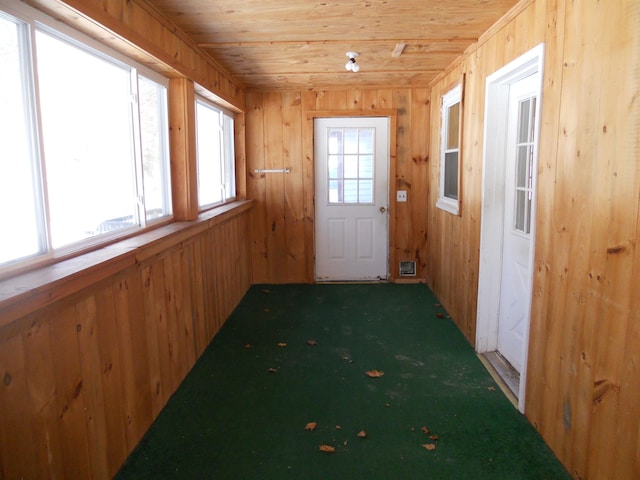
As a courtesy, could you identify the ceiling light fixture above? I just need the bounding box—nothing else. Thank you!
[345,51,360,72]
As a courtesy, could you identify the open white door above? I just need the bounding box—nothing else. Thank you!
[497,74,539,373]
[476,44,544,412]
[314,117,389,281]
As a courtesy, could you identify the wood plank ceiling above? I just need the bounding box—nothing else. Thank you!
[145,0,521,90]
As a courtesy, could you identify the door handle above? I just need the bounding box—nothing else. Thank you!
[379,206,387,213]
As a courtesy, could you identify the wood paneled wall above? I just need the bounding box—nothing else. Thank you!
[24,0,244,110]
[245,88,430,283]
[428,1,640,478]
[0,206,252,478]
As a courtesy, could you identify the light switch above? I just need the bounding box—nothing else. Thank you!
[396,190,407,202]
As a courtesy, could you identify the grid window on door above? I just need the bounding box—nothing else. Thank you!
[327,128,375,204]
[513,96,536,235]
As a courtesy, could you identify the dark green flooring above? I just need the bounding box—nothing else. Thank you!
[116,284,570,479]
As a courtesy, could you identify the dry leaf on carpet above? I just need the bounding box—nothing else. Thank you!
[319,445,335,453]
[304,422,317,431]
[307,339,318,346]
[357,430,367,438]
[277,342,287,347]
[365,370,384,378]
[421,426,430,434]
[422,443,436,451]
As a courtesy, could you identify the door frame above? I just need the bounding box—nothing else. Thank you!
[306,110,397,281]
[476,44,545,412]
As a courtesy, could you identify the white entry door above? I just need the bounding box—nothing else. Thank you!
[314,117,389,281]
[496,74,539,373]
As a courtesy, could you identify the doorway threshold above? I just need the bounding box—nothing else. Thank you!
[479,351,519,409]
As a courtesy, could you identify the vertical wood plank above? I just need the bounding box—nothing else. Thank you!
[22,315,65,479]
[76,295,110,478]
[0,334,38,479]
[282,91,306,282]
[169,78,198,221]
[94,285,128,477]
[50,305,92,479]
[409,87,430,279]
[113,272,153,451]
[140,264,165,417]
[263,91,287,282]
[246,92,269,282]
[301,90,317,282]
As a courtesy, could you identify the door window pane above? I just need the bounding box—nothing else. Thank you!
[326,127,376,205]
[358,180,373,203]
[359,129,374,153]
[513,97,535,235]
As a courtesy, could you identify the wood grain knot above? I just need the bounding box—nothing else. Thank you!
[593,379,620,405]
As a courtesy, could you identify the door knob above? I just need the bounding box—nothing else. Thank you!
[379,206,387,213]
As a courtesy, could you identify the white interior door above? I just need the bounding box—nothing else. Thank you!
[497,74,539,373]
[314,117,389,281]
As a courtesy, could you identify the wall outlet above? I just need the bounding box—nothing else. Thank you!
[396,190,407,202]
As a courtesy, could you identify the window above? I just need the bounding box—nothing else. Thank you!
[327,127,375,204]
[513,95,537,235]
[0,4,171,270]
[436,84,462,215]
[195,97,236,209]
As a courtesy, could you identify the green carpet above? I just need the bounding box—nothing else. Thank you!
[116,284,570,479]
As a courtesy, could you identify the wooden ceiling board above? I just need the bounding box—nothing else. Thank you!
[145,0,522,90]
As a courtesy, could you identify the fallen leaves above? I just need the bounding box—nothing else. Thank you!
[306,339,318,346]
[304,422,318,431]
[243,343,252,349]
[365,369,385,378]
[357,430,367,438]
[267,367,278,373]
[436,312,444,319]
[319,444,335,453]
[420,424,440,451]
[277,342,287,347]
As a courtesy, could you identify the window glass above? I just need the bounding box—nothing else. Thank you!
[139,76,171,222]
[436,84,462,215]
[195,98,236,209]
[0,5,171,271]
[36,29,137,247]
[0,14,41,263]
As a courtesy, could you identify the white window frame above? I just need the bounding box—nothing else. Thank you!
[195,95,236,210]
[0,0,171,274]
[436,83,462,215]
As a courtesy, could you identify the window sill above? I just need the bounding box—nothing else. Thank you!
[0,199,252,330]
[436,198,460,216]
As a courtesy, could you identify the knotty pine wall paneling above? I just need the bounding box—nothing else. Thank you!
[0,208,252,478]
[24,0,244,110]
[428,1,639,478]
[246,88,430,283]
